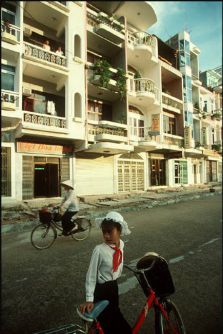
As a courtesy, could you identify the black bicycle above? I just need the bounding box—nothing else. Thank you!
[31,206,91,250]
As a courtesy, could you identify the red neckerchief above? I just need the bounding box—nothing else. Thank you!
[110,244,122,272]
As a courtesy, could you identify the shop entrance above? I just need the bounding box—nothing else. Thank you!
[151,159,166,186]
[34,163,59,197]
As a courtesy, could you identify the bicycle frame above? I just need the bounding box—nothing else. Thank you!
[93,264,180,334]
[131,288,179,334]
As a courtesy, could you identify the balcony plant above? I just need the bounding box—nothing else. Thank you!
[92,59,112,88]
[114,67,127,99]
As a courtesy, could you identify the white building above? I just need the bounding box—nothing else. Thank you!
[1,1,222,205]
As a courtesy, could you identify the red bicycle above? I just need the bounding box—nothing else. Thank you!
[77,252,186,334]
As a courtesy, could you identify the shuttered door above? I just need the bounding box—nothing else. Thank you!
[22,156,34,199]
[76,156,114,196]
[118,160,144,192]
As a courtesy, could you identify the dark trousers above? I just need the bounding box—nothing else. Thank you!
[94,280,132,334]
[61,211,77,232]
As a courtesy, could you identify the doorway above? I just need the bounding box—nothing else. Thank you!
[151,159,166,186]
[34,163,59,197]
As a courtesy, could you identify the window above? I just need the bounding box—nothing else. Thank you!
[129,106,144,139]
[163,115,176,135]
[74,93,82,118]
[1,64,15,91]
[87,99,102,122]
[1,5,16,25]
[74,34,81,58]
[1,147,11,196]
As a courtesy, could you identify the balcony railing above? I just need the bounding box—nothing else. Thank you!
[162,93,183,111]
[87,8,125,43]
[163,134,184,147]
[23,111,66,129]
[1,21,20,43]
[1,90,19,110]
[23,42,67,67]
[127,31,156,58]
[128,78,160,102]
[130,126,161,143]
[89,126,127,137]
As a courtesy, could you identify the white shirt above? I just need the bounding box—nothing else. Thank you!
[60,189,79,212]
[85,240,124,302]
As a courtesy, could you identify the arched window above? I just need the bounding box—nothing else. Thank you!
[74,34,81,58]
[74,93,82,118]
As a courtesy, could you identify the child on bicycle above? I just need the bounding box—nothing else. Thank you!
[79,211,132,334]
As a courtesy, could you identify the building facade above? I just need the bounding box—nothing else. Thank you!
[1,1,222,204]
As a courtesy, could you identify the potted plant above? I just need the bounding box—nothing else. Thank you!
[92,59,112,88]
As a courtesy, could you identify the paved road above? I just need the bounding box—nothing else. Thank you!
[1,195,222,334]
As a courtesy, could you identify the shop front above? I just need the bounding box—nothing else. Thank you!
[17,141,73,200]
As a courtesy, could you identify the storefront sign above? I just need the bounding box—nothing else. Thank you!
[17,142,73,155]
[184,126,192,148]
[149,114,160,135]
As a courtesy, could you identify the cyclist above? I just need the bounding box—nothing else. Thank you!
[60,180,79,235]
[79,211,132,334]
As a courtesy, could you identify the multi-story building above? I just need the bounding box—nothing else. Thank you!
[167,31,222,185]
[1,1,222,205]
[200,66,222,92]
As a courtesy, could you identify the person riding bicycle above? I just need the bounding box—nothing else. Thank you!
[60,180,79,236]
[79,211,132,334]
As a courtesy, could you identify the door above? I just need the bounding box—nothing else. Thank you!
[34,163,59,197]
[151,159,166,186]
[118,159,144,192]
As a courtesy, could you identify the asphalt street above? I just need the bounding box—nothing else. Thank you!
[1,195,222,334]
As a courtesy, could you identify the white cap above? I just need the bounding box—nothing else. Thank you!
[95,211,131,236]
[60,180,74,189]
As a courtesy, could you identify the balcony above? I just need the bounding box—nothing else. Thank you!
[127,31,157,68]
[163,134,184,148]
[1,21,20,44]
[24,42,67,68]
[1,90,21,126]
[89,61,127,101]
[162,93,183,113]
[128,78,160,107]
[88,126,128,143]
[22,111,67,133]
[131,127,160,152]
[87,8,125,44]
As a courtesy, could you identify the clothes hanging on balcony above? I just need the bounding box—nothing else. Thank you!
[47,101,56,115]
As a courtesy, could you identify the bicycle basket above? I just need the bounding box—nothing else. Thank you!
[39,208,52,224]
[136,252,175,298]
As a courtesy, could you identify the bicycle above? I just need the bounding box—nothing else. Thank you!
[76,252,186,334]
[31,205,91,250]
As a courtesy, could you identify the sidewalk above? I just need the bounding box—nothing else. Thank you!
[1,183,222,234]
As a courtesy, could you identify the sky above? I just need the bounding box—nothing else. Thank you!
[147,1,222,72]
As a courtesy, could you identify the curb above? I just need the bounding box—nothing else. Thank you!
[1,190,222,235]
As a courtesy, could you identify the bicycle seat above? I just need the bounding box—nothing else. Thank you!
[77,300,109,322]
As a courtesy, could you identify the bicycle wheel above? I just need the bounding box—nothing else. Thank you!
[71,218,91,241]
[158,300,186,334]
[31,223,57,250]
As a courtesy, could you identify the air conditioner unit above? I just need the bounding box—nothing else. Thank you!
[23,27,32,37]
[23,87,32,96]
